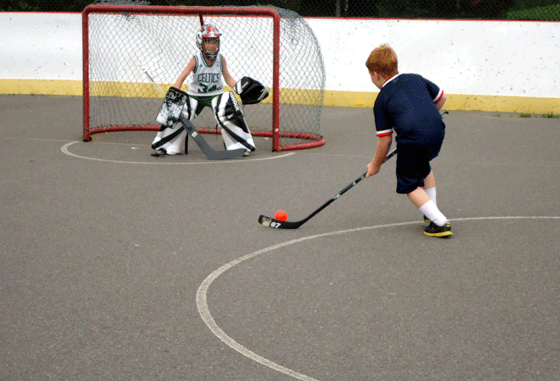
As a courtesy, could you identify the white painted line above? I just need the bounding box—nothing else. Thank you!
[197,216,560,381]
[60,141,296,164]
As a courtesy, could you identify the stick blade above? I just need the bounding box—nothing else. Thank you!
[183,119,246,160]
[258,215,301,229]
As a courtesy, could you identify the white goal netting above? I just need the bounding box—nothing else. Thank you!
[83,4,326,151]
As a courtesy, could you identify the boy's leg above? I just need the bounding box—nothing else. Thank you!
[407,187,430,208]
[409,188,452,238]
[421,170,436,222]
[397,145,451,237]
[403,175,447,228]
[423,170,436,202]
[423,170,436,188]
[397,145,436,208]
[407,187,446,225]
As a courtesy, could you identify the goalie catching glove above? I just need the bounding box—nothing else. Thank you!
[234,76,269,105]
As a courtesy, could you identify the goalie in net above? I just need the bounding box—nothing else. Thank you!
[151,23,269,157]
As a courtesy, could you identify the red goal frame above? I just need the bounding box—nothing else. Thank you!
[82,4,325,152]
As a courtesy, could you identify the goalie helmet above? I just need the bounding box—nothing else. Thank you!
[196,24,221,60]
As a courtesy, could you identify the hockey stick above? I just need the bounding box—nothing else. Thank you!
[180,117,246,160]
[139,64,164,96]
[258,149,397,229]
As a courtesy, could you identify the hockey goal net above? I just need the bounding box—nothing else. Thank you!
[82,4,326,151]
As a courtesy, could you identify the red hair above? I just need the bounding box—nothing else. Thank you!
[365,44,399,78]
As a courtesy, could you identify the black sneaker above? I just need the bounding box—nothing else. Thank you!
[423,215,431,224]
[424,222,453,238]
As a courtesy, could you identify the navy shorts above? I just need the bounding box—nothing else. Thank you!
[395,141,443,194]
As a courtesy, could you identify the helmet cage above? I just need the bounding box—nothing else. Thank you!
[196,24,221,60]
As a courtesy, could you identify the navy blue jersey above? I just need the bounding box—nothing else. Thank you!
[374,73,445,145]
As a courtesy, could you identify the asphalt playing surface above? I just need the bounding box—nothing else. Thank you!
[1,94,559,380]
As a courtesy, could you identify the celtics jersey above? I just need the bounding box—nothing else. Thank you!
[187,52,224,97]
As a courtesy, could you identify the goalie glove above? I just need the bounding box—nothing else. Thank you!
[233,76,270,105]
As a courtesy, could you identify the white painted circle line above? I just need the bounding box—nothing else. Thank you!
[61,141,296,164]
[196,216,560,381]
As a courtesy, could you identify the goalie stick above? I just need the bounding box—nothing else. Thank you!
[180,118,246,160]
[258,149,397,229]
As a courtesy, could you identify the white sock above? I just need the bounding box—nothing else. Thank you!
[425,187,437,206]
[419,200,447,226]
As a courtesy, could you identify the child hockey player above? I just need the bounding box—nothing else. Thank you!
[365,44,452,238]
[152,23,266,157]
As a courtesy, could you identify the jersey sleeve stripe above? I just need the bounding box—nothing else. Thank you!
[376,129,393,137]
[433,89,444,103]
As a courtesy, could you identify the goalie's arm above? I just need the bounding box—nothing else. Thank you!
[174,57,197,90]
[221,57,238,89]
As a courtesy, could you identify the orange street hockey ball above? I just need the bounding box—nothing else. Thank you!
[274,210,288,221]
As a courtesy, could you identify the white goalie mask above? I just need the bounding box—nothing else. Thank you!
[196,24,221,60]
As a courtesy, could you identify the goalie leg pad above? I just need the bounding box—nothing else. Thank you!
[151,95,199,155]
[212,92,256,152]
[180,94,200,122]
[151,123,187,155]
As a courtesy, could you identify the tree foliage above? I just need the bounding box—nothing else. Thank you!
[1,0,558,20]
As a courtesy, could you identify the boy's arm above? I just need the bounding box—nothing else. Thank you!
[221,57,238,89]
[174,57,196,89]
[366,135,392,178]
